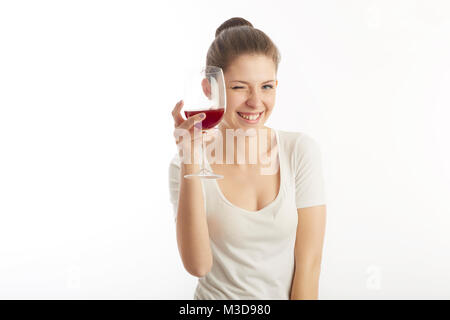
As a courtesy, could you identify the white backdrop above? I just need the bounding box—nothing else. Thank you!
[0,0,449,299]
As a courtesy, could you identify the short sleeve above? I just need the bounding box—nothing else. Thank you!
[168,153,181,223]
[294,134,327,209]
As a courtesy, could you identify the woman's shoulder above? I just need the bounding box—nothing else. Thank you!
[276,130,324,182]
[275,129,321,153]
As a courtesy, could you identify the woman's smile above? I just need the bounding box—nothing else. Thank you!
[236,111,264,123]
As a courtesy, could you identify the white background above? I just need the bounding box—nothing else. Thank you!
[0,0,449,299]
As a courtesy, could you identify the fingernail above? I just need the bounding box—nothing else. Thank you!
[200,113,206,119]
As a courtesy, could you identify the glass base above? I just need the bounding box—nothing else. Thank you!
[184,168,224,180]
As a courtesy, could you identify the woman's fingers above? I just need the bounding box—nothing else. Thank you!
[178,112,205,130]
[171,100,185,127]
[172,100,206,131]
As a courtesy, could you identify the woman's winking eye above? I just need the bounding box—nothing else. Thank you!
[230,84,274,90]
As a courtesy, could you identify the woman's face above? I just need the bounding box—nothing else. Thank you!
[221,54,277,131]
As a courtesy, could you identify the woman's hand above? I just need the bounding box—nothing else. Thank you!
[172,100,206,165]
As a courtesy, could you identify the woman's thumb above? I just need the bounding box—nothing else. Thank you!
[194,113,206,122]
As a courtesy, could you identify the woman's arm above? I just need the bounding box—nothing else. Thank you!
[171,101,213,278]
[176,163,213,278]
[290,205,327,300]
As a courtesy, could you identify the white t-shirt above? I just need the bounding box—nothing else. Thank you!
[168,129,326,300]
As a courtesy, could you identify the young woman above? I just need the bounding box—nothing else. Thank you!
[169,17,327,300]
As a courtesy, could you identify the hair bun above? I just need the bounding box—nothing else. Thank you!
[215,17,253,38]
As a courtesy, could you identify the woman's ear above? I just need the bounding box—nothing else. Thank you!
[201,78,211,99]
[276,80,278,87]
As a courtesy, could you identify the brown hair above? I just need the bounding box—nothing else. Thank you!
[206,17,281,73]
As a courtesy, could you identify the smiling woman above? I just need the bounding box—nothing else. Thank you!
[221,54,278,129]
[169,17,327,300]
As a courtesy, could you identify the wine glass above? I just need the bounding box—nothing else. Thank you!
[182,66,226,179]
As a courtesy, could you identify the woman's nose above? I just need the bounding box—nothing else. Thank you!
[246,89,263,108]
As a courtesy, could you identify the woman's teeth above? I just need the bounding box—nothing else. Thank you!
[237,112,262,121]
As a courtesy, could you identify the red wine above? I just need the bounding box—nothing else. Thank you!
[184,108,224,130]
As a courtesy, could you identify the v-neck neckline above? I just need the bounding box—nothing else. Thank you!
[204,129,283,214]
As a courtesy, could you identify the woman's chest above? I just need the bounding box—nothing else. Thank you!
[210,164,280,212]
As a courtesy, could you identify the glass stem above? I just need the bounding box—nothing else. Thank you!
[200,130,206,173]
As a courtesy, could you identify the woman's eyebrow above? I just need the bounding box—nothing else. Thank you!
[230,80,276,84]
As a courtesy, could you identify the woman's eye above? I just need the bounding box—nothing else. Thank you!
[231,85,273,90]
